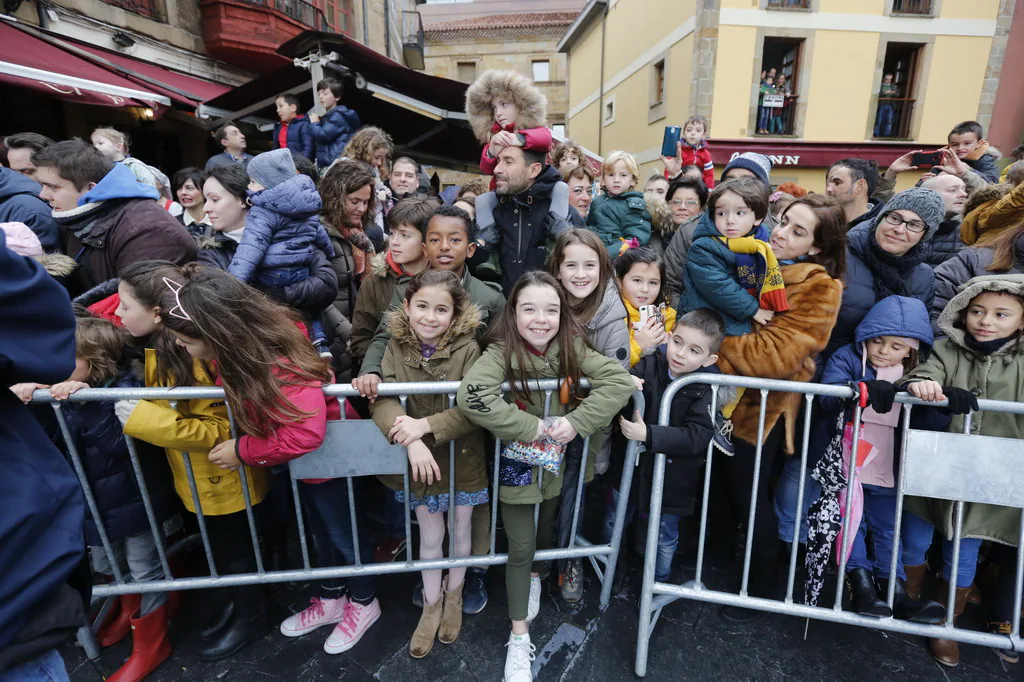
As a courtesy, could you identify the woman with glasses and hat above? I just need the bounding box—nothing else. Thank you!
[826,187,945,361]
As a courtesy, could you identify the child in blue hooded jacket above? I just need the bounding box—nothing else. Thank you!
[228,149,335,294]
[817,295,945,624]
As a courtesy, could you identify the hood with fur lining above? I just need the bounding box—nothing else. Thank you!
[937,274,1024,352]
[385,300,482,354]
[964,183,1010,218]
[465,69,548,143]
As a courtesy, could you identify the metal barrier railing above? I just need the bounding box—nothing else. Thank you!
[635,373,1024,676]
[31,380,642,660]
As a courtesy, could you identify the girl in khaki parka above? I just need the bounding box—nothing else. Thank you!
[370,270,487,658]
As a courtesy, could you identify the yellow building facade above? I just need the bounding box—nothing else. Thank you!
[559,0,1015,191]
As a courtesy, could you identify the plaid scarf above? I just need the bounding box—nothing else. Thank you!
[338,225,375,280]
[715,225,789,312]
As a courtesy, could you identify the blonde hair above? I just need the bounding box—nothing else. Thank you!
[344,126,394,173]
[602,151,639,185]
[92,127,129,153]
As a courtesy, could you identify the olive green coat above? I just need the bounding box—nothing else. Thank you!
[350,252,408,361]
[456,338,633,505]
[370,304,488,500]
[899,275,1024,546]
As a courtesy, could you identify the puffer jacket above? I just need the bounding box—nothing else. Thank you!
[456,337,633,505]
[474,165,584,295]
[900,275,1024,546]
[584,279,630,369]
[826,221,935,360]
[644,196,675,260]
[961,183,1024,247]
[662,213,702,306]
[122,348,269,516]
[932,237,1024,324]
[273,115,314,161]
[585,190,652,258]
[923,216,964,268]
[848,198,885,233]
[371,304,488,500]
[311,106,361,168]
[57,369,175,546]
[350,252,408,361]
[229,175,333,285]
[963,142,1001,184]
[0,166,59,252]
[680,212,764,336]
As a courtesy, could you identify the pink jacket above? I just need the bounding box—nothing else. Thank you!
[480,125,553,182]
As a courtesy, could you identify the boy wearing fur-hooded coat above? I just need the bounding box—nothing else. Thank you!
[370,303,488,500]
[465,70,552,182]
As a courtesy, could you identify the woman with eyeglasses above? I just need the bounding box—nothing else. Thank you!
[826,187,945,360]
[660,178,709,305]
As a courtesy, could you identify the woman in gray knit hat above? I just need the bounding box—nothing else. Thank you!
[826,187,945,361]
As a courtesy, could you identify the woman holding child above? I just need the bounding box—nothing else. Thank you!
[710,194,847,617]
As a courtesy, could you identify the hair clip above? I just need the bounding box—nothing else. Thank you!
[769,190,784,203]
[162,277,191,321]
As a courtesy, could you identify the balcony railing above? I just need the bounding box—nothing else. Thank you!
[102,0,157,18]
[766,0,811,8]
[873,98,915,139]
[891,0,933,15]
[241,0,328,29]
[756,95,798,136]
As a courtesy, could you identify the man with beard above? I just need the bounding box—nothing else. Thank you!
[474,145,583,294]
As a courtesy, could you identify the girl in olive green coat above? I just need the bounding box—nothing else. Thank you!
[456,271,633,681]
[370,270,487,658]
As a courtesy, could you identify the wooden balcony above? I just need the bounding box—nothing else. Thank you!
[201,0,329,73]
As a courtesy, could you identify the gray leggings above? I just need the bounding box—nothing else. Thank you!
[90,532,167,615]
[501,497,558,622]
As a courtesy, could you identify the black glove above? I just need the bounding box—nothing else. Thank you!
[942,387,978,415]
[861,380,896,414]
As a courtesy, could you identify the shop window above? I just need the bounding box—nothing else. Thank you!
[873,43,923,139]
[456,62,477,83]
[756,37,803,136]
[532,60,550,82]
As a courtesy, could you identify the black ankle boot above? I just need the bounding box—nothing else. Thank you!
[882,578,945,624]
[846,568,892,618]
[199,600,234,641]
[198,587,268,660]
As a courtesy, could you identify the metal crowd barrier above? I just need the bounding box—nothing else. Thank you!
[30,380,642,661]
[635,373,1024,676]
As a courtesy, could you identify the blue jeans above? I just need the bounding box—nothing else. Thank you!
[874,103,896,138]
[845,484,905,580]
[902,512,983,588]
[757,106,772,132]
[302,478,376,602]
[602,488,681,582]
[774,456,820,545]
[256,266,308,289]
[384,491,407,538]
[0,649,69,682]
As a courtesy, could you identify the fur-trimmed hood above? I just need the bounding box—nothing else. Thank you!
[647,197,676,235]
[385,301,482,354]
[937,274,1024,352]
[465,69,547,143]
[37,252,78,279]
[964,183,1010,218]
[965,142,1002,162]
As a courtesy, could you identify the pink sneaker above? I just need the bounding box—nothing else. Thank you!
[280,597,349,637]
[323,598,381,654]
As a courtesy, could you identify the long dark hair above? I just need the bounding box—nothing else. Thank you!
[484,271,591,404]
[779,194,847,280]
[613,246,667,307]
[320,160,375,230]
[159,264,331,439]
[546,229,617,324]
[987,221,1024,273]
[118,260,197,388]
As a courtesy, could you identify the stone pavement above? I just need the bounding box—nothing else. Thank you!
[63,552,1024,682]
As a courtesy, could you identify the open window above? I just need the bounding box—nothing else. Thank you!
[756,37,802,136]
[873,43,923,139]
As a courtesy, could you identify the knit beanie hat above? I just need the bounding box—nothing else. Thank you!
[247,148,297,190]
[722,152,772,186]
[0,222,43,257]
[877,187,946,240]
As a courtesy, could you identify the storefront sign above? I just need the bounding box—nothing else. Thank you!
[714,140,943,169]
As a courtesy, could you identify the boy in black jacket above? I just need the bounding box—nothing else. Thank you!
[608,309,724,581]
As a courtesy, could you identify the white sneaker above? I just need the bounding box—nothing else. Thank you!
[324,598,381,654]
[504,631,536,682]
[280,596,349,637]
[526,576,541,623]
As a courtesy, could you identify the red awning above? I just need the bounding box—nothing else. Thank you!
[0,19,169,109]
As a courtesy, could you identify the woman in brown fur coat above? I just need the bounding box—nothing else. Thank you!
[708,195,846,617]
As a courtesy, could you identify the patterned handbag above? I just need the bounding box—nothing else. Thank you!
[502,417,567,475]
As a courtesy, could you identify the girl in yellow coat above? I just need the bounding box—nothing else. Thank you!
[614,246,677,368]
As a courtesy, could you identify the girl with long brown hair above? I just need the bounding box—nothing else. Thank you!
[158,263,382,657]
[456,271,632,681]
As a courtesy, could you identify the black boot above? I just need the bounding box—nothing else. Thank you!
[846,568,892,618]
[198,586,269,660]
[882,578,945,624]
[199,599,235,641]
